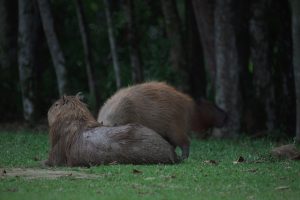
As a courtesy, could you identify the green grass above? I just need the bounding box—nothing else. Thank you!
[1,131,300,200]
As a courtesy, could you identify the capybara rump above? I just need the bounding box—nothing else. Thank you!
[67,124,178,166]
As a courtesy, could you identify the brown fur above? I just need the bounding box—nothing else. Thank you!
[45,94,178,167]
[97,82,227,159]
[191,98,227,138]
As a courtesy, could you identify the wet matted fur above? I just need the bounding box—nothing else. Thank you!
[45,94,178,167]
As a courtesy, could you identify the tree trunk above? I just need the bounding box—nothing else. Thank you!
[123,0,144,83]
[0,0,17,71]
[103,0,122,89]
[250,0,276,133]
[191,0,216,92]
[160,0,188,89]
[290,0,300,142]
[74,0,98,108]
[0,0,19,121]
[272,0,295,136]
[186,0,206,99]
[213,0,242,137]
[18,0,39,122]
[37,0,68,96]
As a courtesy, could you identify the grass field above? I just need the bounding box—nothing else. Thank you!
[0,131,300,200]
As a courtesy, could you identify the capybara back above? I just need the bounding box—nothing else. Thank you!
[98,81,227,159]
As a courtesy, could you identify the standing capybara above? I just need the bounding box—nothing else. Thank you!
[97,81,227,159]
[45,94,178,167]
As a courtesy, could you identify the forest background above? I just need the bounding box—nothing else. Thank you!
[0,0,299,140]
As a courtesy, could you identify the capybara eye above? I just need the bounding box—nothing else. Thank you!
[55,103,59,107]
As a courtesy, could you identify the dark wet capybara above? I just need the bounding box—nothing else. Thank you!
[45,94,178,167]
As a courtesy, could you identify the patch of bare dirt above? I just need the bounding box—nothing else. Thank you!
[1,168,102,179]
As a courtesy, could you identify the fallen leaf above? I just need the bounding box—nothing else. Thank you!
[96,190,103,194]
[162,175,176,179]
[294,155,300,160]
[33,156,40,161]
[144,177,155,180]
[279,177,288,180]
[243,168,258,173]
[275,186,289,190]
[252,159,265,163]
[271,144,300,160]
[65,173,72,177]
[6,188,18,192]
[132,169,142,174]
[203,160,218,165]
[138,191,150,195]
[109,161,118,165]
[237,156,245,162]
[233,156,245,164]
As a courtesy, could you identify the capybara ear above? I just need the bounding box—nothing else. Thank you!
[75,92,84,101]
[62,95,69,104]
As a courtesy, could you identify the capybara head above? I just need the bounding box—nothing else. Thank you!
[48,93,94,127]
[47,93,99,148]
[192,98,227,132]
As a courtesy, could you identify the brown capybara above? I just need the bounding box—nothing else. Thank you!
[45,94,178,167]
[97,81,227,159]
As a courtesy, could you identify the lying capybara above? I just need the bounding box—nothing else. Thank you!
[45,94,178,167]
[97,81,227,159]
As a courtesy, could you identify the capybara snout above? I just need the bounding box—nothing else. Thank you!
[197,98,228,128]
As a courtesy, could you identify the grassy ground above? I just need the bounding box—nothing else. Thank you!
[0,131,300,200]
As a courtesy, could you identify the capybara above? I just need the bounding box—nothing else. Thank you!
[45,94,178,167]
[97,81,227,159]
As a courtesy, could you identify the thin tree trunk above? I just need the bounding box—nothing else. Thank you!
[290,0,300,142]
[123,0,144,83]
[249,0,275,132]
[160,0,188,89]
[186,0,206,99]
[0,0,19,120]
[0,0,17,72]
[273,0,295,136]
[74,0,98,107]
[213,0,242,137]
[37,0,68,96]
[103,0,122,89]
[191,0,215,92]
[18,0,39,122]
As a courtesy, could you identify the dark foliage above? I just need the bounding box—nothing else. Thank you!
[0,0,298,138]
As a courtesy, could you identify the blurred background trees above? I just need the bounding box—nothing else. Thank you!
[0,0,299,140]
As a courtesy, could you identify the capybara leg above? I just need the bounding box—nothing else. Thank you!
[168,125,190,159]
[171,132,190,159]
[177,134,190,159]
[180,145,190,160]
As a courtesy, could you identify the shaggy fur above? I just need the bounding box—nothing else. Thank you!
[98,82,227,159]
[45,94,178,167]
